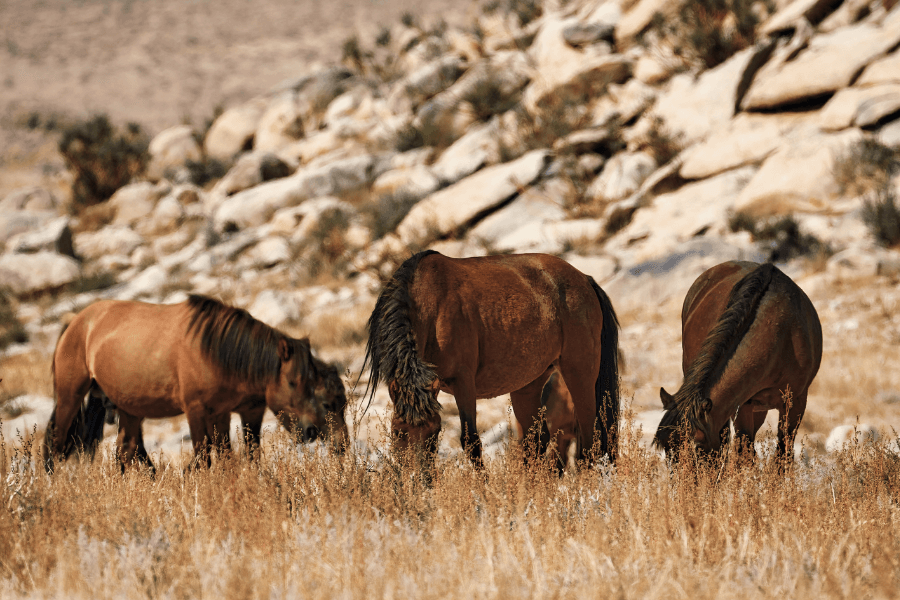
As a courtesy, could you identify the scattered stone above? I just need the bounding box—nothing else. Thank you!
[109,181,170,227]
[396,150,550,246]
[734,128,863,216]
[254,92,306,153]
[75,226,145,262]
[213,151,293,198]
[742,14,900,111]
[587,151,656,203]
[204,97,269,161]
[8,217,75,258]
[241,236,292,270]
[0,252,80,296]
[0,187,57,212]
[146,125,203,181]
[818,84,900,130]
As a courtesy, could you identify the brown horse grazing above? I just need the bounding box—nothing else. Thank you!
[83,354,350,458]
[363,251,620,469]
[44,294,321,472]
[654,261,822,460]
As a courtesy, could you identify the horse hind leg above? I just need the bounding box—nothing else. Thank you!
[509,368,553,468]
[453,379,485,468]
[777,389,808,463]
[115,410,155,475]
[44,364,92,471]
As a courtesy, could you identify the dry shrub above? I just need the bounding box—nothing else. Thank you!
[649,0,769,70]
[58,114,149,207]
[363,189,422,240]
[834,137,899,199]
[862,188,900,248]
[1,417,899,599]
[0,293,27,353]
[728,211,830,262]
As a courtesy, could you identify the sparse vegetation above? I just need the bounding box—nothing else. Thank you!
[58,114,150,207]
[729,212,830,262]
[364,190,422,240]
[1,415,899,598]
[0,292,27,353]
[642,115,683,166]
[862,188,900,248]
[649,0,769,70]
[834,137,900,199]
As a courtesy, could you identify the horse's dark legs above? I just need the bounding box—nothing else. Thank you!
[239,405,266,459]
[558,363,599,465]
[116,410,155,475]
[452,379,484,468]
[209,412,233,461]
[44,373,91,469]
[185,409,214,469]
[510,369,553,467]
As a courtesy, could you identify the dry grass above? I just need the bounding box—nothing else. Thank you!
[1,418,898,599]
[0,351,52,402]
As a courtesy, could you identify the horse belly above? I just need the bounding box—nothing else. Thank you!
[87,335,186,418]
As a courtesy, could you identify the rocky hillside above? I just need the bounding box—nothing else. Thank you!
[2,0,899,459]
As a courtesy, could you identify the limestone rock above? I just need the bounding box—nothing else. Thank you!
[742,14,900,111]
[0,187,58,212]
[241,236,292,270]
[254,93,305,153]
[430,120,502,185]
[146,125,202,181]
[761,0,845,35]
[8,217,75,258]
[109,181,170,227]
[734,128,864,216]
[387,55,468,115]
[396,150,550,246]
[214,154,384,231]
[213,151,292,198]
[587,151,656,203]
[75,226,145,261]
[371,166,440,201]
[467,181,567,245]
[204,98,269,161]
[649,43,775,145]
[0,252,80,296]
[524,51,631,114]
[248,289,302,329]
[857,50,900,86]
[679,113,812,179]
[494,218,606,255]
[819,84,900,130]
[615,0,687,46]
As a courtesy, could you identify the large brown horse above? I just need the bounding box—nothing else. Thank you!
[654,261,822,460]
[44,294,335,471]
[363,251,620,468]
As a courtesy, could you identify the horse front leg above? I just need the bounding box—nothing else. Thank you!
[116,410,155,475]
[238,404,266,459]
[185,409,214,469]
[452,379,484,469]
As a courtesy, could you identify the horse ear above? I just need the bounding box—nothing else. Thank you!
[660,387,675,410]
[277,338,294,362]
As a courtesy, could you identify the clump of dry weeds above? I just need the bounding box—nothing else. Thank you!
[1,415,898,599]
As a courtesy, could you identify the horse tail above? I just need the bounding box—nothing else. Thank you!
[589,277,620,461]
[362,250,441,426]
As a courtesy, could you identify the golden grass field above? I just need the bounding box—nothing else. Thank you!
[1,414,898,599]
[1,266,899,598]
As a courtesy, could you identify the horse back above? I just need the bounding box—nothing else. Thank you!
[407,253,603,396]
[682,261,821,386]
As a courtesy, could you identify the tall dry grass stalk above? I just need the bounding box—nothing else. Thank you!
[1,415,898,599]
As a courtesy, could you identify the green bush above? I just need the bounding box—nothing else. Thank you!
[58,114,150,206]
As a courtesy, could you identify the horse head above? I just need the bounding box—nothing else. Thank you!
[655,387,719,457]
[266,337,320,441]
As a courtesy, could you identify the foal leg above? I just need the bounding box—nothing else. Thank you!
[558,362,600,465]
[733,404,766,458]
[116,411,155,475]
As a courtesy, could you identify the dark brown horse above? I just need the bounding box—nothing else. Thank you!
[654,261,822,460]
[44,295,326,471]
[363,251,620,468]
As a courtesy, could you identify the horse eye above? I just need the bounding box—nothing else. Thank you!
[288,381,297,389]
